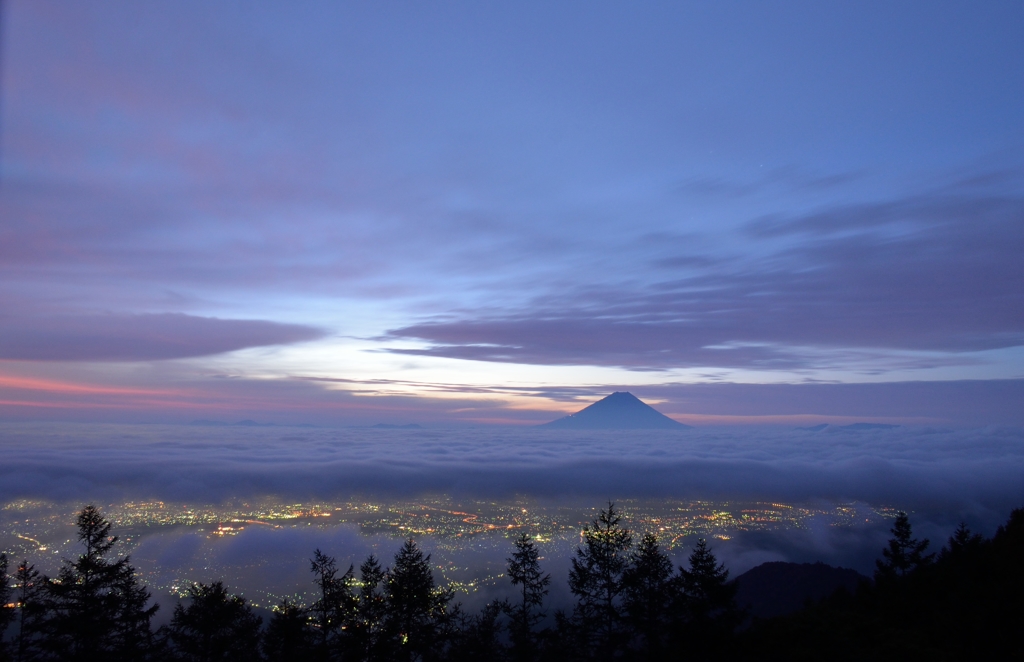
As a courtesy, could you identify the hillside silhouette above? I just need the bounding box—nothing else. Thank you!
[540,392,690,430]
[733,561,867,620]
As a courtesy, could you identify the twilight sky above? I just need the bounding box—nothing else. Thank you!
[1,1,1023,425]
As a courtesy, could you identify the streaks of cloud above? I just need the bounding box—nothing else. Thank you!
[3,366,1023,427]
[384,192,1024,372]
[0,312,325,361]
[644,379,1024,427]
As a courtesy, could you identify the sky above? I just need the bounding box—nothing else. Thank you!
[1,1,1023,426]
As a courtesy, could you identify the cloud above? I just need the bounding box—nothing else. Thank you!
[0,312,325,361]
[642,379,1024,426]
[675,167,865,198]
[383,192,1024,371]
[3,366,1023,427]
[0,423,1020,530]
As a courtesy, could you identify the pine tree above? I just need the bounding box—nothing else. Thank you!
[0,554,11,660]
[110,564,160,660]
[504,533,550,662]
[621,533,676,658]
[677,538,738,650]
[447,602,505,662]
[351,555,390,662]
[385,539,454,662]
[567,503,633,660]
[309,549,356,660]
[13,560,45,662]
[165,581,263,662]
[42,505,159,662]
[263,599,316,662]
[875,511,934,581]
[943,522,983,559]
[989,507,1024,659]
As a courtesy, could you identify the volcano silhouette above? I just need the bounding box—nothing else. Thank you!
[540,392,690,430]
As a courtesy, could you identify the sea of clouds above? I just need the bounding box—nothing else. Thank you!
[2,423,1022,525]
[2,422,1022,595]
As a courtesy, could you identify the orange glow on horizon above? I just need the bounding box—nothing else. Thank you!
[0,374,177,397]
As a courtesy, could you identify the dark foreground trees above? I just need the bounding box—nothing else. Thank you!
[734,508,1024,661]
[1,504,1022,661]
[0,506,159,662]
[505,533,550,662]
[564,503,633,660]
[262,599,315,662]
[166,581,263,662]
[34,505,159,662]
[552,503,739,662]
[0,555,10,660]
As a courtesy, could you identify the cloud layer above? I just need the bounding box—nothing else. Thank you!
[1,423,1020,529]
[385,193,1024,371]
[0,312,325,361]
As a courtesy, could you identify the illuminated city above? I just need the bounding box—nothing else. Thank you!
[0,496,897,609]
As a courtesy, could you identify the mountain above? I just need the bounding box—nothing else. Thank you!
[539,392,689,430]
[733,561,868,620]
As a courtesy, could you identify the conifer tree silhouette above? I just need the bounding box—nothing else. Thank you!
[567,503,633,661]
[504,533,550,662]
[731,506,1024,660]
[875,511,933,581]
[17,499,1024,661]
[42,505,158,662]
[385,538,454,662]
[678,538,739,650]
[0,554,11,660]
[351,555,390,662]
[166,581,262,662]
[944,522,983,557]
[12,560,45,662]
[309,548,356,659]
[987,507,1024,659]
[263,599,316,662]
[447,602,504,662]
[939,521,985,585]
[621,533,676,658]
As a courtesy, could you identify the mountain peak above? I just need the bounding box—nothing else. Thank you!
[539,392,689,430]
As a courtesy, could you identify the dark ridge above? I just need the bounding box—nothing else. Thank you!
[795,423,830,431]
[371,423,423,429]
[733,561,868,620]
[539,391,690,430]
[839,423,900,431]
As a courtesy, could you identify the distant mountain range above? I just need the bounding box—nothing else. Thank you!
[540,392,690,430]
[796,423,901,432]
